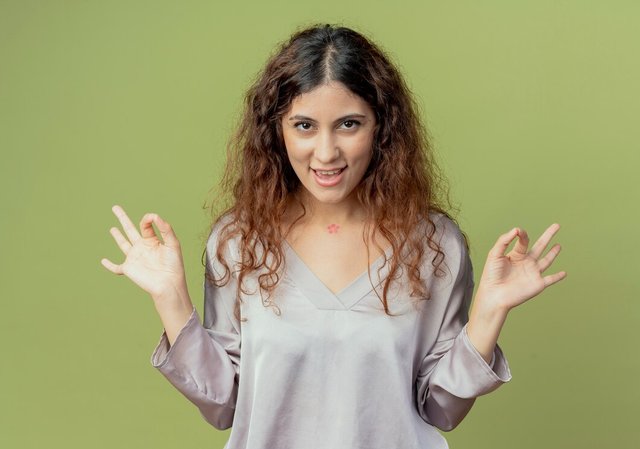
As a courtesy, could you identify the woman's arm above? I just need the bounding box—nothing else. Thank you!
[466,300,508,364]
[414,216,512,431]
[466,224,567,362]
[150,225,242,430]
[152,281,195,347]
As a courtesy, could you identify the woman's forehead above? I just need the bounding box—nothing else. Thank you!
[287,81,371,116]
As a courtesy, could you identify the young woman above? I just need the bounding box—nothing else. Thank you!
[101,24,566,449]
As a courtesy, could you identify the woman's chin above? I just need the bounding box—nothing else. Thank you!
[312,194,347,204]
[304,188,351,205]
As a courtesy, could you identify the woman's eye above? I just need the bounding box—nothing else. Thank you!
[293,120,361,131]
[341,119,361,129]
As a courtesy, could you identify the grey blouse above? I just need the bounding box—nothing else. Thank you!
[151,212,512,449]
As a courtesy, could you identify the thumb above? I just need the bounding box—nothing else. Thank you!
[153,214,180,249]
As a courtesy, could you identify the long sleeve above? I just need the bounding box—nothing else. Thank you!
[415,218,512,431]
[150,228,241,430]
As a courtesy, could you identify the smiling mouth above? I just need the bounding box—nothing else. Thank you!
[311,167,347,175]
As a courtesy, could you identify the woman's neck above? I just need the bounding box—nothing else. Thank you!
[285,189,367,229]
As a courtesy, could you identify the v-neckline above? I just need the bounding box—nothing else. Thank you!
[282,239,394,310]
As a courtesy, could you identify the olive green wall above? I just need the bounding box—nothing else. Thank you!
[1,1,637,448]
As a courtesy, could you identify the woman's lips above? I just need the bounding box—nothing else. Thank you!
[312,166,346,174]
[311,166,347,187]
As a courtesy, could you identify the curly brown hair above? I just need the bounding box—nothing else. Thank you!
[201,23,469,322]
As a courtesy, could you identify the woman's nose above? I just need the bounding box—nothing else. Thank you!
[313,130,340,163]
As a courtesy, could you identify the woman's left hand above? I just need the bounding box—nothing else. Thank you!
[475,223,567,313]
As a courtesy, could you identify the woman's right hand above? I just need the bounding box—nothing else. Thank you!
[101,205,189,301]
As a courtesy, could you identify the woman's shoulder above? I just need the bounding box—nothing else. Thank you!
[419,209,470,273]
[422,210,466,246]
[206,210,236,242]
[205,211,242,273]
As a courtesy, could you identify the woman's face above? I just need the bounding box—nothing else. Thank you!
[281,81,376,207]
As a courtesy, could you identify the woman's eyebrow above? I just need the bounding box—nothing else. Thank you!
[287,113,367,124]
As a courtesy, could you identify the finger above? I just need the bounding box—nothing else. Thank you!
[488,227,519,259]
[530,223,561,260]
[109,226,132,255]
[112,205,141,244]
[543,270,567,288]
[140,213,159,239]
[512,228,529,255]
[153,214,180,249]
[538,243,561,272]
[100,257,124,275]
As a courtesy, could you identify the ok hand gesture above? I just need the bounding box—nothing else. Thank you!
[475,223,567,312]
[100,205,188,300]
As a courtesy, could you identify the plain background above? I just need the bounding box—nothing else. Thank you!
[1,1,638,448]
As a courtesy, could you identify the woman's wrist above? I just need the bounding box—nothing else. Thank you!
[152,282,193,318]
[467,291,510,364]
[152,283,195,347]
